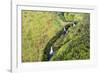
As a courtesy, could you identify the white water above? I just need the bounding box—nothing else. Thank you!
[49,46,53,55]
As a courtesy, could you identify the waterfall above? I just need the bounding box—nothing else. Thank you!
[49,46,53,55]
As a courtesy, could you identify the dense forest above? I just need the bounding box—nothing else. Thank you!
[22,10,90,62]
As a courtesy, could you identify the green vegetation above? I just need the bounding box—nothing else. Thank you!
[22,10,90,62]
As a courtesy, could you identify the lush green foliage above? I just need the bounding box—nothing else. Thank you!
[22,10,90,62]
[22,11,63,62]
[51,22,90,60]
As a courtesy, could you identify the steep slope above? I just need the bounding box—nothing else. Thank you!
[51,22,90,61]
[22,11,64,62]
[42,13,90,61]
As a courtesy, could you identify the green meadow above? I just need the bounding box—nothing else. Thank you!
[22,10,90,62]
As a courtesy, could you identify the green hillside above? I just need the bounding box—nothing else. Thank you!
[22,10,90,62]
